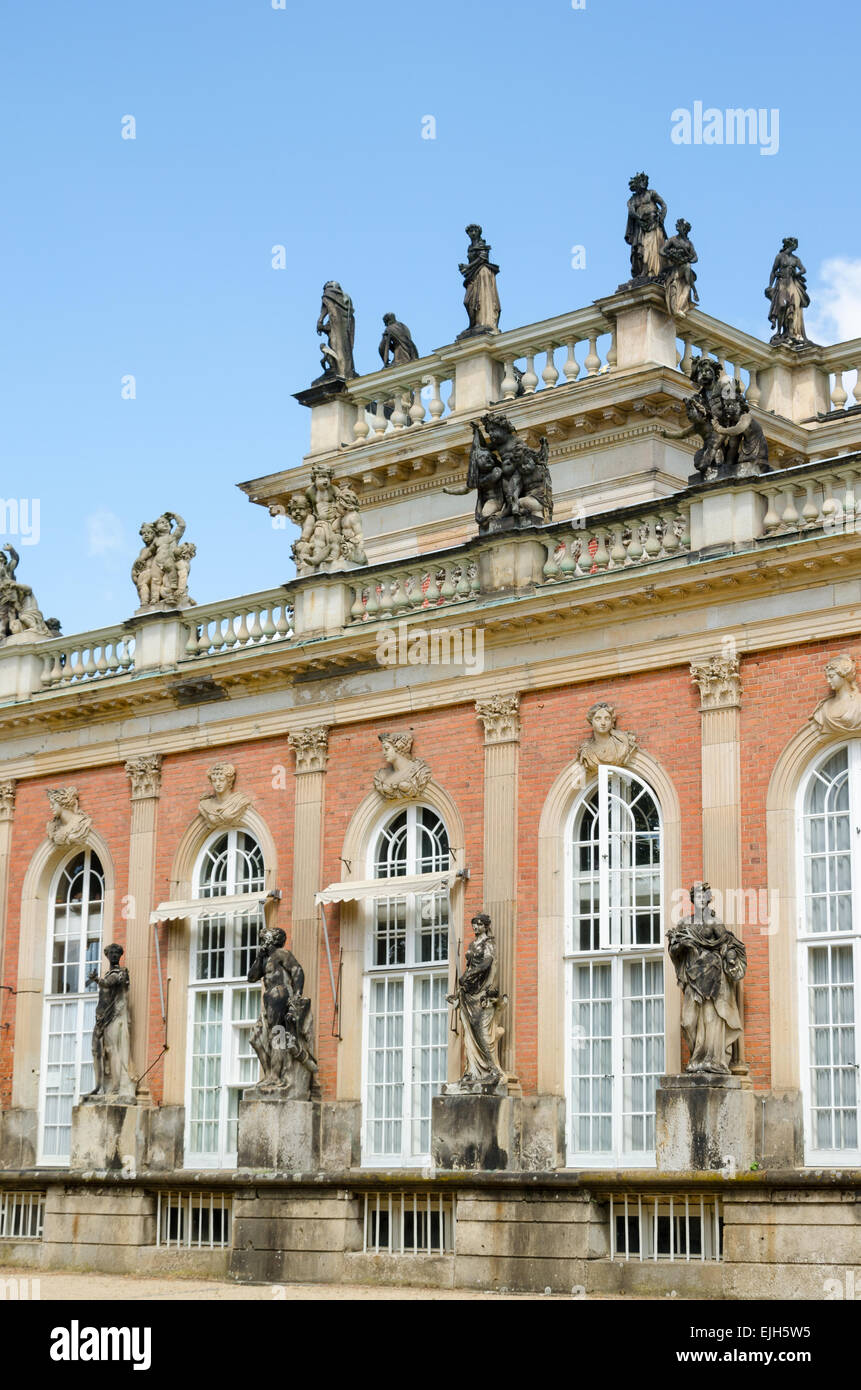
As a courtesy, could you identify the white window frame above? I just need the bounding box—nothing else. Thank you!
[37,849,104,1167]
[360,804,451,1168]
[184,828,265,1170]
[797,741,861,1166]
[564,764,666,1169]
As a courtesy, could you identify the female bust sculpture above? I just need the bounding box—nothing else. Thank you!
[578,702,638,772]
[811,655,861,735]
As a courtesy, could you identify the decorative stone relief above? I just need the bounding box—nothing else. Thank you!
[810,654,861,735]
[475,693,521,744]
[444,913,507,1094]
[198,762,252,829]
[132,512,196,611]
[0,779,16,822]
[577,702,638,773]
[288,463,367,575]
[247,927,318,1099]
[46,787,92,847]
[443,412,552,535]
[690,654,742,711]
[288,726,331,774]
[0,545,59,644]
[83,943,135,1103]
[456,224,500,340]
[667,883,747,1076]
[124,753,163,801]
[373,730,432,800]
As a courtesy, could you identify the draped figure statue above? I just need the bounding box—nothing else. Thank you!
[668,883,747,1076]
[446,914,507,1092]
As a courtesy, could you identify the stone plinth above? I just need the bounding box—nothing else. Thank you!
[478,538,546,593]
[70,1099,148,1174]
[237,1095,321,1171]
[656,1074,756,1172]
[432,1092,515,1171]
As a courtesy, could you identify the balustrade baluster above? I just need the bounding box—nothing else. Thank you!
[584,336,601,376]
[522,355,538,393]
[542,346,559,390]
[426,376,445,420]
[409,386,426,426]
[831,371,849,412]
[762,488,782,533]
[372,401,387,436]
[353,399,370,443]
[391,394,408,429]
[500,360,518,400]
[593,529,610,570]
[563,341,580,383]
[801,482,819,528]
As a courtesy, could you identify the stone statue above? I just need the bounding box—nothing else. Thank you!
[247,927,318,1098]
[668,883,746,1076]
[198,762,252,828]
[811,654,861,735]
[765,237,811,347]
[132,512,195,610]
[46,787,92,847]
[624,172,667,281]
[84,943,135,1102]
[661,218,699,319]
[456,224,500,340]
[578,702,638,772]
[378,313,419,368]
[315,281,356,381]
[0,545,58,643]
[445,914,506,1093]
[289,464,367,575]
[373,730,432,800]
[443,412,552,534]
[664,356,768,481]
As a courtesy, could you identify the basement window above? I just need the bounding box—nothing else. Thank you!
[361,1192,455,1254]
[604,1192,723,1262]
[0,1191,45,1240]
[155,1191,232,1249]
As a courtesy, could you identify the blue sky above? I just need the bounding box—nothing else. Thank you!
[2,0,860,635]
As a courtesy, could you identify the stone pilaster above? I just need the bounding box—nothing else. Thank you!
[287,727,330,1022]
[474,694,521,1084]
[689,654,748,1076]
[124,754,163,1100]
[0,780,16,1036]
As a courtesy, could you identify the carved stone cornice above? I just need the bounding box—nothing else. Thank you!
[475,693,521,745]
[690,654,742,711]
[124,753,163,800]
[0,779,16,823]
[288,725,331,774]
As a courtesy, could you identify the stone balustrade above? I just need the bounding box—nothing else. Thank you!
[39,628,136,688]
[541,502,692,580]
[491,307,615,401]
[675,309,774,407]
[819,341,861,414]
[757,458,861,536]
[181,592,293,658]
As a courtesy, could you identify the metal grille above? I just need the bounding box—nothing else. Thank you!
[0,1191,45,1240]
[155,1191,232,1249]
[362,1192,455,1254]
[605,1193,722,1262]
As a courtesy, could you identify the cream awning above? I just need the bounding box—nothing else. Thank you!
[149,892,269,925]
[315,872,456,907]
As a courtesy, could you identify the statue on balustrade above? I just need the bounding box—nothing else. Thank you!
[660,218,699,319]
[765,238,811,348]
[247,927,318,1099]
[288,464,367,574]
[444,914,507,1094]
[624,172,667,282]
[314,281,356,382]
[0,545,58,643]
[84,943,136,1103]
[664,356,768,482]
[378,313,419,368]
[456,224,501,340]
[668,883,747,1076]
[811,654,861,735]
[443,412,552,535]
[132,512,196,610]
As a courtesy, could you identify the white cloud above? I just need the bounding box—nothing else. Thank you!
[808,257,861,344]
[86,509,126,558]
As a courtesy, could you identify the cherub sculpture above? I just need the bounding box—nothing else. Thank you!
[444,412,552,534]
[132,512,195,609]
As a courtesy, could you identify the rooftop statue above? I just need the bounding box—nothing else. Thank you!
[247,927,318,1099]
[0,545,59,643]
[456,224,500,340]
[664,356,769,482]
[445,913,507,1094]
[443,412,552,535]
[668,883,747,1076]
[83,943,135,1103]
[661,217,699,319]
[378,312,419,368]
[315,281,356,381]
[132,512,195,611]
[765,237,811,348]
[288,463,367,575]
[810,654,861,735]
[624,172,667,282]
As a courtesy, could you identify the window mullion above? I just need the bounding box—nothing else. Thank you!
[598,767,610,949]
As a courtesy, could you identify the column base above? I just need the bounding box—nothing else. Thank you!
[655,1074,756,1172]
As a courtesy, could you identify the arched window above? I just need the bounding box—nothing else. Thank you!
[565,766,665,1166]
[363,805,450,1166]
[185,828,265,1168]
[799,745,860,1163]
[39,849,105,1164]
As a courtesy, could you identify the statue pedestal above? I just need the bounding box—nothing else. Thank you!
[237,1095,321,1171]
[656,1074,756,1173]
[70,1099,147,1174]
[432,1088,517,1171]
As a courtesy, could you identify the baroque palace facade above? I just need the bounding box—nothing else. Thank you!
[1,243,861,1295]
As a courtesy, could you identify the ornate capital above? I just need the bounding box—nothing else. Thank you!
[288,726,331,774]
[475,693,521,745]
[125,753,163,800]
[0,779,16,822]
[690,654,742,711]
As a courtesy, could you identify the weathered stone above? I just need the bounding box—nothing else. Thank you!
[432,1093,517,1170]
[69,1100,148,1173]
[320,1100,361,1170]
[0,1106,36,1169]
[237,1096,322,1170]
[656,1074,756,1171]
[756,1090,804,1169]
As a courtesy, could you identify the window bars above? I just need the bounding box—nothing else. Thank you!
[155,1191,232,1250]
[362,1192,455,1255]
[606,1193,723,1262]
[0,1191,45,1240]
